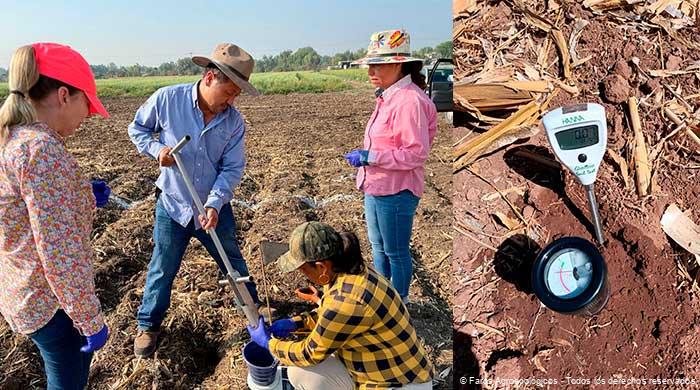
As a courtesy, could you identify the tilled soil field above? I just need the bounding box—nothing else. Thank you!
[0,89,453,389]
[452,1,700,388]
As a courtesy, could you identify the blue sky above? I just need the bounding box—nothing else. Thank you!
[1,0,451,68]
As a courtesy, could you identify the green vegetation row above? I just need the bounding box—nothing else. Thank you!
[0,41,452,81]
[0,69,370,98]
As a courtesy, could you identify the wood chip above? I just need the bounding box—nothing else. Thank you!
[606,148,631,189]
[629,97,652,196]
[493,211,521,230]
[661,204,700,257]
[481,186,526,201]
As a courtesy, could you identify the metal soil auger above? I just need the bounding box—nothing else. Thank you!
[171,137,291,389]
[169,135,260,327]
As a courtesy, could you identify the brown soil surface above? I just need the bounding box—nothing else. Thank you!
[453,1,700,389]
[0,90,453,389]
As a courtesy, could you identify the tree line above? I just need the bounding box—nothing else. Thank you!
[0,41,451,80]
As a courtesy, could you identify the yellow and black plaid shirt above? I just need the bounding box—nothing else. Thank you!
[269,267,432,389]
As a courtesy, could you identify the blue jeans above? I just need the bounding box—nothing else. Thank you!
[364,190,420,299]
[137,197,259,330]
[28,310,93,390]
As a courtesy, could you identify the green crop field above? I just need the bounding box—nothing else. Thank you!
[0,69,371,99]
[320,68,368,82]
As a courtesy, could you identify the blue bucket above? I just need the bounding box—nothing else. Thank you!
[243,342,279,386]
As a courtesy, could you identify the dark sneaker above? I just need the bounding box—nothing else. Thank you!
[134,329,160,358]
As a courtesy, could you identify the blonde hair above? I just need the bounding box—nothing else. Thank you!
[0,45,40,145]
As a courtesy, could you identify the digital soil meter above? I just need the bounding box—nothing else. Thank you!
[532,237,610,316]
[541,103,607,244]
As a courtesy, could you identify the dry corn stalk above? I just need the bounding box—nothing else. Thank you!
[583,0,643,11]
[583,0,627,11]
[648,68,700,78]
[453,81,548,113]
[663,107,700,151]
[551,29,572,80]
[569,19,593,67]
[453,101,541,172]
[629,97,652,196]
[647,0,698,26]
[514,0,554,32]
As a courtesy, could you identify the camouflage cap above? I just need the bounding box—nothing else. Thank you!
[277,222,343,273]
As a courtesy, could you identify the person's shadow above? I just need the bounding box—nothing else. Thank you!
[504,145,596,238]
[493,234,541,294]
[453,330,481,389]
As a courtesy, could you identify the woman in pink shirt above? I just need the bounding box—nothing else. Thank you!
[0,43,110,389]
[345,30,438,303]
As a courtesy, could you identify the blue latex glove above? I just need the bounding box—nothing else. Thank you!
[81,324,109,353]
[270,318,297,338]
[247,317,271,350]
[344,150,369,168]
[91,180,111,208]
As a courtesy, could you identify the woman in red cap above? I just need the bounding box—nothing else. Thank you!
[0,43,110,389]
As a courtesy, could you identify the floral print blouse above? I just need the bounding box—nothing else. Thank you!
[0,122,103,336]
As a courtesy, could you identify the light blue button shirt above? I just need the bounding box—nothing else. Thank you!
[128,82,245,228]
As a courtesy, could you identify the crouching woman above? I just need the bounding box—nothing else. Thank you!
[247,221,433,390]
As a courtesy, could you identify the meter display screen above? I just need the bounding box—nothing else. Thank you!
[555,125,599,150]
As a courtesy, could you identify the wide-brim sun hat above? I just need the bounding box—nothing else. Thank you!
[192,43,260,97]
[352,29,424,65]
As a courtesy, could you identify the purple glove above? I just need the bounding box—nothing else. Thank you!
[247,317,271,350]
[344,150,369,168]
[91,180,111,208]
[270,318,297,338]
[81,324,109,353]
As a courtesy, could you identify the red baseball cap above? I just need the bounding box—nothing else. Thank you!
[31,43,109,118]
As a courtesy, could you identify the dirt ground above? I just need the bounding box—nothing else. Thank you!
[0,89,453,389]
[453,2,700,388]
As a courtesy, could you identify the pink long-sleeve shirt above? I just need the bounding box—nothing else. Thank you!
[356,75,438,197]
[0,123,104,336]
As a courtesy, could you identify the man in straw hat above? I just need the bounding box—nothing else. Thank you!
[128,43,268,357]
